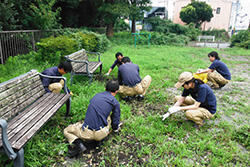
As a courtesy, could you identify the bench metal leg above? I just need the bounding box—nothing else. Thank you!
[65,97,71,117]
[70,73,74,86]
[13,148,24,167]
[88,75,93,84]
[99,64,103,74]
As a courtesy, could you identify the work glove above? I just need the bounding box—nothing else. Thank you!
[162,106,182,121]
[105,73,109,76]
[114,122,123,133]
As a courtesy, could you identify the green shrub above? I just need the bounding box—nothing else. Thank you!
[71,32,99,51]
[36,35,79,63]
[202,29,230,42]
[231,29,250,49]
[144,17,200,41]
[151,32,190,46]
[114,19,130,32]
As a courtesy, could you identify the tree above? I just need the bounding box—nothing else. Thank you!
[98,0,129,37]
[127,0,151,33]
[180,0,213,28]
[0,0,19,30]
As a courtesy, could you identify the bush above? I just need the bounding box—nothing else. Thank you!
[151,32,190,46]
[144,17,200,41]
[36,35,79,63]
[202,29,230,42]
[35,29,110,63]
[231,29,250,49]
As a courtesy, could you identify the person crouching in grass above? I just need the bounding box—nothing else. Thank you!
[169,72,217,127]
[196,51,231,89]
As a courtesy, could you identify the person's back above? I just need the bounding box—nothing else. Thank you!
[117,56,152,99]
[83,91,120,130]
[118,63,141,87]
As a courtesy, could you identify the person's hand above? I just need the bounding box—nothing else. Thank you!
[162,112,170,121]
[105,73,110,76]
[196,69,203,74]
[114,122,123,133]
[70,91,74,96]
[168,106,181,114]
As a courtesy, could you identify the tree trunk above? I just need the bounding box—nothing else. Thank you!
[106,23,114,37]
[131,19,136,33]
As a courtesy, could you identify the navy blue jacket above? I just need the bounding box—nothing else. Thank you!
[110,59,122,69]
[182,80,217,114]
[41,66,69,93]
[209,60,231,80]
[82,91,120,131]
[118,63,141,87]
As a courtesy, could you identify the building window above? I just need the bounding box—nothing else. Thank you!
[216,7,221,14]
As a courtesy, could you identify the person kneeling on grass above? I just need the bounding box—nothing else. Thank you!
[63,80,121,157]
[118,57,152,101]
[105,52,124,76]
[162,72,217,127]
[196,51,231,89]
[40,61,73,94]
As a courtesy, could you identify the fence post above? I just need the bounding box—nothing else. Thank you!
[0,39,4,64]
[31,32,35,51]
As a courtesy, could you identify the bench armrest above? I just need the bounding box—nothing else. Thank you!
[86,51,101,62]
[38,73,69,94]
[0,119,17,160]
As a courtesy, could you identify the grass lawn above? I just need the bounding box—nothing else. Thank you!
[0,44,249,167]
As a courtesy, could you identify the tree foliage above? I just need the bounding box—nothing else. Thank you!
[0,0,19,30]
[180,0,213,28]
[127,0,151,33]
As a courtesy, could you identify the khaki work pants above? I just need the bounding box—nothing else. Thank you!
[48,79,64,93]
[207,72,229,88]
[174,96,214,125]
[118,75,152,97]
[64,117,111,144]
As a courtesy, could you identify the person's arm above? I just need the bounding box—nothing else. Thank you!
[196,68,213,74]
[174,96,185,107]
[106,60,118,75]
[106,68,113,75]
[111,102,121,131]
[41,77,52,93]
[178,101,201,111]
[118,69,123,85]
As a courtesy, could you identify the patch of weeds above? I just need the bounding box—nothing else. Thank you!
[234,77,246,82]
[232,125,250,149]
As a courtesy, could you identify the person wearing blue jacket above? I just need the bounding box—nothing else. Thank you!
[196,51,231,89]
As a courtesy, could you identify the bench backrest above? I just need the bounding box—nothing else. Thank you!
[0,70,46,121]
[66,49,88,72]
[198,36,215,42]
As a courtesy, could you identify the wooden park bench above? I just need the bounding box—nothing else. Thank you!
[198,35,215,42]
[0,70,71,167]
[65,49,102,84]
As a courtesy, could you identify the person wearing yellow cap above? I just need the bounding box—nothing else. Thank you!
[163,72,217,127]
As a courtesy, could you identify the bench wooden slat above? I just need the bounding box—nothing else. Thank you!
[0,75,41,101]
[0,78,43,108]
[12,94,70,149]
[0,93,52,146]
[76,62,102,74]
[0,85,45,119]
[0,70,38,93]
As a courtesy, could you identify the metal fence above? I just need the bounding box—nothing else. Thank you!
[0,30,56,64]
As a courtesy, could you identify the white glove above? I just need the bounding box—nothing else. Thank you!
[105,73,109,76]
[168,106,181,114]
[162,112,170,121]
[114,122,123,133]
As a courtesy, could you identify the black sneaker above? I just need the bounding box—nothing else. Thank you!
[121,96,133,102]
[219,84,225,88]
[68,139,87,157]
[136,95,144,101]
